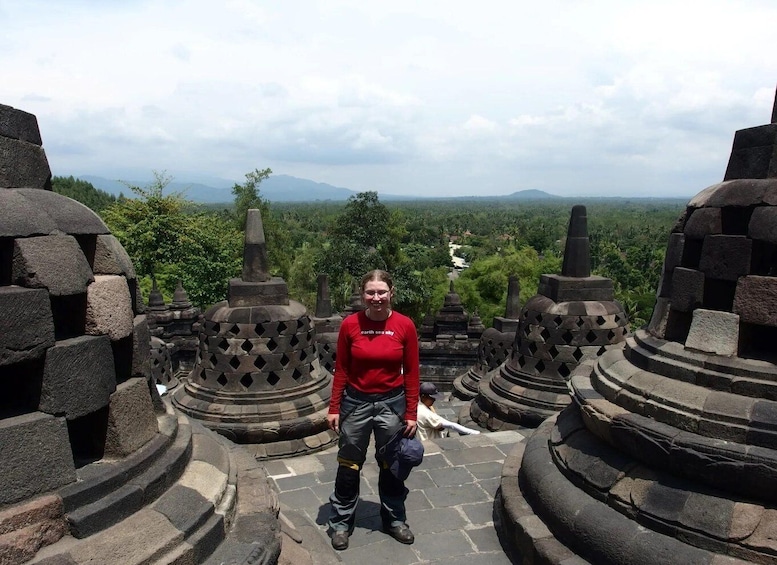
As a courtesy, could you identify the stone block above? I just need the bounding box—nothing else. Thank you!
[131,315,152,378]
[0,103,43,145]
[684,309,739,357]
[227,277,290,307]
[683,207,722,240]
[0,412,76,506]
[105,377,158,457]
[725,124,777,180]
[0,495,67,564]
[664,233,685,273]
[748,206,777,244]
[13,189,110,235]
[41,335,116,420]
[0,286,54,366]
[13,235,94,296]
[670,268,704,312]
[699,235,752,282]
[0,189,56,237]
[0,137,51,189]
[85,275,134,341]
[733,275,777,326]
[93,234,136,278]
[537,275,614,302]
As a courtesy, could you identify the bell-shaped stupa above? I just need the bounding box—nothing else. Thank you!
[173,209,337,458]
[471,206,630,429]
[499,90,777,564]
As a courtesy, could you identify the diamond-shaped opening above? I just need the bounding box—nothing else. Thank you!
[255,323,265,336]
[562,330,573,344]
[528,342,538,354]
[227,323,240,337]
[278,321,287,333]
[254,357,266,370]
[518,355,526,366]
[535,313,543,323]
[549,345,559,359]
[241,340,253,353]
[267,338,278,352]
[523,325,532,337]
[217,374,228,387]
[576,317,585,328]
[293,368,303,380]
[553,316,562,327]
[559,363,571,378]
[290,335,300,347]
[299,349,307,361]
[266,372,281,386]
[212,323,221,334]
[229,356,241,370]
[535,360,546,373]
[586,330,597,343]
[572,348,584,362]
[614,314,622,324]
[607,330,616,341]
[540,328,550,342]
[217,338,230,353]
[281,353,290,367]
[597,346,607,356]
[209,354,219,366]
[297,319,307,331]
[596,315,606,326]
[240,374,254,388]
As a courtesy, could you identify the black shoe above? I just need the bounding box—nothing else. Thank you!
[331,530,349,550]
[385,523,414,544]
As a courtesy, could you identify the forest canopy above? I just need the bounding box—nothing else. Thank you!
[61,172,685,330]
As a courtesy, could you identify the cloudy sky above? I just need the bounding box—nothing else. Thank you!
[2,0,776,198]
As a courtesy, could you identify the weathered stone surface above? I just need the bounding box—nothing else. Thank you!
[85,275,134,341]
[131,315,152,378]
[13,235,94,296]
[0,137,51,189]
[105,378,158,457]
[733,275,777,327]
[684,207,722,239]
[0,413,76,506]
[13,189,109,235]
[227,277,290,307]
[0,189,56,237]
[93,234,136,278]
[699,235,752,281]
[724,124,777,180]
[0,495,67,564]
[670,268,704,312]
[748,206,777,244]
[0,103,43,145]
[41,335,116,419]
[685,309,739,356]
[0,286,54,366]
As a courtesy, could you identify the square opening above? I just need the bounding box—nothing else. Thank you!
[50,294,87,340]
[680,238,703,269]
[721,206,755,236]
[750,240,777,276]
[702,278,737,311]
[665,308,692,343]
[739,322,777,363]
[67,406,109,467]
[0,238,12,286]
[0,358,44,419]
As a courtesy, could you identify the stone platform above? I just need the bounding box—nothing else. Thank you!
[267,397,531,565]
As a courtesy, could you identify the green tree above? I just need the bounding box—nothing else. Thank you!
[232,168,272,229]
[102,171,242,308]
[52,175,118,212]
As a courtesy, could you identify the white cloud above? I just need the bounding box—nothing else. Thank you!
[1,0,776,197]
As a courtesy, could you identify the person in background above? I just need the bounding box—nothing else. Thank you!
[416,382,481,440]
[326,270,420,551]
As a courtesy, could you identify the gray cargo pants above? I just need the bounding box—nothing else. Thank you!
[328,386,408,532]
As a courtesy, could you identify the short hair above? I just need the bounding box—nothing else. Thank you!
[360,269,393,291]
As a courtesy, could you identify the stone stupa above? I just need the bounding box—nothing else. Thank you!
[471,205,630,429]
[499,90,777,564]
[173,209,337,459]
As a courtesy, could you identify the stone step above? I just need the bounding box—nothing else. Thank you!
[25,422,244,564]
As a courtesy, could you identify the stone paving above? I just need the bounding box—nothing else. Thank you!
[267,399,529,564]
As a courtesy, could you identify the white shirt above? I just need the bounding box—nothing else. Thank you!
[417,402,446,440]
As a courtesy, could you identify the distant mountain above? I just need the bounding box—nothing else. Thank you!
[504,189,560,200]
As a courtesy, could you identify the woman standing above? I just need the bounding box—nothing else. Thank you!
[327,270,420,551]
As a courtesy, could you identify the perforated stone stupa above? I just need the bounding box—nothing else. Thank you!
[419,281,485,391]
[471,206,630,429]
[498,92,777,564]
[173,209,337,459]
[0,103,282,565]
[453,275,522,400]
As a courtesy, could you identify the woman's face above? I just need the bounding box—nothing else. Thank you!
[362,279,393,318]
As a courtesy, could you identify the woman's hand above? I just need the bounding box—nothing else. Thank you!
[404,419,417,438]
[327,413,340,434]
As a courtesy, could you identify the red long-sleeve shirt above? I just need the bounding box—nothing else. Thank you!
[329,310,420,422]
